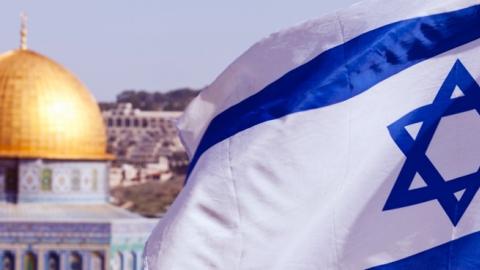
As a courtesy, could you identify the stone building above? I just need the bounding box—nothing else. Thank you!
[102,104,188,183]
[0,22,156,270]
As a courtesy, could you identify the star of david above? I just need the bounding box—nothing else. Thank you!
[384,60,480,226]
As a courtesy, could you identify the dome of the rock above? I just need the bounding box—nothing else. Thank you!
[0,17,156,270]
[0,49,112,160]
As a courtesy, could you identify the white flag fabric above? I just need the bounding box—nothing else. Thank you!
[144,0,480,269]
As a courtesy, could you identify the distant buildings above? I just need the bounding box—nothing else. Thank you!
[102,103,189,186]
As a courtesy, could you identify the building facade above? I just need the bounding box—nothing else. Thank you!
[0,38,156,269]
[102,104,188,184]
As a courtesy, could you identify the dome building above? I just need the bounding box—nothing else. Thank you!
[0,17,156,270]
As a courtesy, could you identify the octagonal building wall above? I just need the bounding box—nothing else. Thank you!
[0,159,109,204]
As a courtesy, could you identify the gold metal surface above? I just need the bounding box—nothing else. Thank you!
[0,49,112,160]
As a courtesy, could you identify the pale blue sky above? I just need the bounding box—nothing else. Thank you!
[1,1,358,101]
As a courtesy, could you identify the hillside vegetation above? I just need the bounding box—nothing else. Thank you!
[100,88,201,111]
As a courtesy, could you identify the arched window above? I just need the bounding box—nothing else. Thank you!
[2,251,15,270]
[41,168,53,191]
[142,119,148,128]
[107,118,113,127]
[46,252,60,270]
[69,252,82,270]
[90,252,105,270]
[113,252,123,270]
[23,251,37,270]
[150,118,157,128]
[116,118,122,127]
[124,252,136,270]
[130,252,137,270]
[5,167,18,203]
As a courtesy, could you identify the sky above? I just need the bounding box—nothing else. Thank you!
[1,0,358,101]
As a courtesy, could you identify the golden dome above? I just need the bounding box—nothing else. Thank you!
[0,49,112,160]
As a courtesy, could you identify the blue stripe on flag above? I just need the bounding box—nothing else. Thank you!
[187,5,480,179]
[368,231,480,269]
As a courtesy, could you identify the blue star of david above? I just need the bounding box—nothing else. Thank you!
[384,60,480,226]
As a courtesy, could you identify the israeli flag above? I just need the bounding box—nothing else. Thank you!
[144,1,480,269]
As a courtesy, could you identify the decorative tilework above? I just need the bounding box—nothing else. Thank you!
[0,222,110,245]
